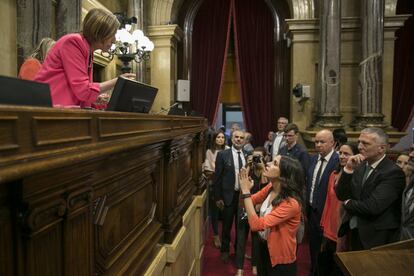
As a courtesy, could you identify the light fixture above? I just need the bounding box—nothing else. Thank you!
[100,13,154,73]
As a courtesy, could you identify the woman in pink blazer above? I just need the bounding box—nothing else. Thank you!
[35,9,135,108]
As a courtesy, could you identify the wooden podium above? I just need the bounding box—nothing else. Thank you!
[0,105,207,275]
[335,239,414,276]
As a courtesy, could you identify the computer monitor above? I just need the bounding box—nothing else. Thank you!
[106,77,158,113]
[0,75,52,107]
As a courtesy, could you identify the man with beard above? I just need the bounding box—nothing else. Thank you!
[214,130,246,263]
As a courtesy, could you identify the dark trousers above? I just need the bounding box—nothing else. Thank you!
[235,207,250,269]
[318,238,343,276]
[257,239,297,276]
[221,191,239,253]
[349,229,364,251]
[208,185,220,235]
[235,208,260,269]
[308,207,323,276]
[251,231,260,267]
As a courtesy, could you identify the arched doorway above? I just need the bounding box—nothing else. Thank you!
[176,0,291,145]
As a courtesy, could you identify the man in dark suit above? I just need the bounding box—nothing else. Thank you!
[336,128,405,250]
[401,145,414,241]
[214,130,246,263]
[279,123,310,173]
[306,129,339,276]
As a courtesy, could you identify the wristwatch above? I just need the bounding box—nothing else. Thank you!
[240,193,251,199]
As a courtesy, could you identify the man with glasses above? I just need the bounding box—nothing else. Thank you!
[336,128,405,250]
[279,123,310,173]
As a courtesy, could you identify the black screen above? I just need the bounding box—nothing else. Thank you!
[0,75,52,107]
[106,77,158,113]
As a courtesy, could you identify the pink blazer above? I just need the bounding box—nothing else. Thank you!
[35,34,100,107]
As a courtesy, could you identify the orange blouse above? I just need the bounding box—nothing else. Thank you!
[320,171,341,242]
[249,183,301,267]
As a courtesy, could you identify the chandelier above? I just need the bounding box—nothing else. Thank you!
[100,13,154,73]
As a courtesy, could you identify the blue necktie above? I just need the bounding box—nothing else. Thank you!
[315,158,325,186]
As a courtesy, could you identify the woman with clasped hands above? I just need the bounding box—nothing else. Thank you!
[35,8,136,108]
[239,155,304,276]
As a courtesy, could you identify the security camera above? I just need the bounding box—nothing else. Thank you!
[292,83,303,98]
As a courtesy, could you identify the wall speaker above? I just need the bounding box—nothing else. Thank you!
[177,79,190,102]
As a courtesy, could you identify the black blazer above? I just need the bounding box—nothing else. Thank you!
[400,177,414,241]
[214,148,239,206]
[336,157,405,249]
[306,151,339,219]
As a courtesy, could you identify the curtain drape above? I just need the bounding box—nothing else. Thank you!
[190,0,232,124]
[232,0,274,145]
[392,0,414,131]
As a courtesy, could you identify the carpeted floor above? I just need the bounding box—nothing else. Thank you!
[202,224,311,276]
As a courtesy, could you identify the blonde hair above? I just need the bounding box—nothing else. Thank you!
[82,9,120,44]
[30,38,55,63]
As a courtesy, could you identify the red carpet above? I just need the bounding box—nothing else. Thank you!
[202,223,311,275]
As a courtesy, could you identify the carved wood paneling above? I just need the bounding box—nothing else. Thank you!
[0,185,14,275]
[0,116,19,152]
[26,224,63,276]
[98,117,172,138]
[65,211,92,276]
[32,117,93,146]
[0,106,206,275]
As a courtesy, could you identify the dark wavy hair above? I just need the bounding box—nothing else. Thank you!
[209,131,226,153]
[335,142,359,172]
[270,156,305,212]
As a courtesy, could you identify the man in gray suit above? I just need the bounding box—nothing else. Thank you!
[270,116,288,160]
[336,128,405,250]
[401,144,414,240]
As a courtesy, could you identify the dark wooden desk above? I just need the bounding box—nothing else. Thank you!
[335,239,414,276]
[0,105,207,275]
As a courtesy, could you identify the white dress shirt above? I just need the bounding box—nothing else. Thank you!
[309,149,334,205]
[231,146,246,191]
[272,131,284,159]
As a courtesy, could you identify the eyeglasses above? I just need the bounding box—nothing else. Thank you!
[283,134,295,138]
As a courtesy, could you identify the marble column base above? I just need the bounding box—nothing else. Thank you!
[350,113,390,130]
[311,114,344,129]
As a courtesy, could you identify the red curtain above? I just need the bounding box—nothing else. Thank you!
[190,0,232,124]
[232,0,274,145]
[392,0,414,131]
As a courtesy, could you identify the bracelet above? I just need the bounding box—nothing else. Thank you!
[240,193,251,199]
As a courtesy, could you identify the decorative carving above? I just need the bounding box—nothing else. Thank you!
[67,188,92,211]
[163,142,180,163]
[22,199,67,233]
[93,196,108,226]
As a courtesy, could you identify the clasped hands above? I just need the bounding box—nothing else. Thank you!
[239,167,254,194]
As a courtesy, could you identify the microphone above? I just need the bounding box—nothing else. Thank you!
[154,102,180,115]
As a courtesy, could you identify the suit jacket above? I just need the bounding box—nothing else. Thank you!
[336,157,405,249]
[401,177,414,241]
[279,143,310,174]
[214,148,240,206]
[269,131,285,158]
[306,151,339,220]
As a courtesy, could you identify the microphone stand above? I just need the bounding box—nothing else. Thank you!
[154,102,180,115]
